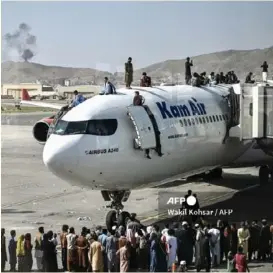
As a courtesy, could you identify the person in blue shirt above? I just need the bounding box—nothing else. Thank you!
[70,90,86,108]
[100,77,117,95]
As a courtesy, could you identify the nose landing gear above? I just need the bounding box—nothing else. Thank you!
[101,190,132,231]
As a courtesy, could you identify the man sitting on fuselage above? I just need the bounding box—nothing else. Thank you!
[70,90,86,108]
[101,77,117,95]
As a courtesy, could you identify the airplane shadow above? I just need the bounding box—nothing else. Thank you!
[152,172,259,190]
[147,183,273,227]
[1,209,35,214]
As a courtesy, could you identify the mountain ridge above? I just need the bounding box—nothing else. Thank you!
[2,46,273,85]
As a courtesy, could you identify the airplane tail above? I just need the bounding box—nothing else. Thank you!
[22,89,31,101]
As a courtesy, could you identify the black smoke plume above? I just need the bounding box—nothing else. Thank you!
[3,23,37,62]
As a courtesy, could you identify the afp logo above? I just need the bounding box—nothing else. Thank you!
[166,195,197,206]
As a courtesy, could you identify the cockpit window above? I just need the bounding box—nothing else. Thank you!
[53,119,117,136]
[54,120,69,135]
[86,119,117,136]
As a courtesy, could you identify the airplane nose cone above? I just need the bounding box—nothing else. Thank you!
[43,134,80,177]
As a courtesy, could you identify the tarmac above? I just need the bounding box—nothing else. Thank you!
[1,113,273,271]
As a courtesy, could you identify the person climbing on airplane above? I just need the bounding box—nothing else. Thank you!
[132,91,151,159]
[69,90,86,108]
[100,77,117,95]
[140,72,152,87]
[133,91,145,106]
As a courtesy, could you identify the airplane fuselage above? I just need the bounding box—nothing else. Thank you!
[43,85,254,190]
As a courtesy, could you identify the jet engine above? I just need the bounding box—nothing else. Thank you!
[33,116,55,144]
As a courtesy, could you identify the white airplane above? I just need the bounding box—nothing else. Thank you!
[20,85,273,230]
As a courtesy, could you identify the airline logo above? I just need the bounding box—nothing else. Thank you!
[156,97,207,119]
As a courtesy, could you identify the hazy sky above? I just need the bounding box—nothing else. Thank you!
[2,1,273,71]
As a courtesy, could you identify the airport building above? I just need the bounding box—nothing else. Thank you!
[1,83,103,100]
[1,83,54,99]
[55,84,102,99]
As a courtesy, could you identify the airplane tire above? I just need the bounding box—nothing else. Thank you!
[117,211,131,227]
[106,210,117,232]
[210,168,223,179]
[259,165,269,186]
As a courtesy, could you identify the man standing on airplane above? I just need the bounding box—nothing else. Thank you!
[70,90,86,108]
[125,57,133,89]
[185,57,193,85]
[261,61,268,82]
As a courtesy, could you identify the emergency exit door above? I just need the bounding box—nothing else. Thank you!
[127,106,157,150]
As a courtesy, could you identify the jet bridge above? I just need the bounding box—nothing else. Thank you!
[239,83,273,156]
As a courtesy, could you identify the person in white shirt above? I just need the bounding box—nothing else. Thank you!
[208,224,221,266]
[52,233,58,246]
[66,227,77,271]
[166,229,178,270]
[100,77,117,95]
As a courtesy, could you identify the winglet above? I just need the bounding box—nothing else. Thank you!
[22,89,31,101]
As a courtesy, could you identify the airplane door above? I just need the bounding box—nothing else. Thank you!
[127,106,157,149]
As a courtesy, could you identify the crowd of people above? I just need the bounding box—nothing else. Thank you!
[1,214,273,272]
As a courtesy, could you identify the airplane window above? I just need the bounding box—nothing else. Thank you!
[195,117,199,124]
[179,120,183,127]
[202,117,206,123]
[191,118,195,125]
[87,119,118,136]
[199,117,202,124]
[183,119,187,126]
[206,116,209,123]
[209,116,213,122]
[216,115,219,122]
[219,115,222,121]
[188,119,191,126]
[212,116,216,122]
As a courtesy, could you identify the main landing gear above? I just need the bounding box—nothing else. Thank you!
[101,190,132,232]
[258,165,273,186]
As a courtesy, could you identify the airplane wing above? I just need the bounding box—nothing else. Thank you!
[20,100,65,110]
[20,89,67,110]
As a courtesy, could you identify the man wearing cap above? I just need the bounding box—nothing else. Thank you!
[208,223,221,266]
[178,221,193,266]
[125,57,133,88]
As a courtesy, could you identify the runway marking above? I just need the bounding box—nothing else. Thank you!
[1,189,83,209]
[139,183,260,224]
